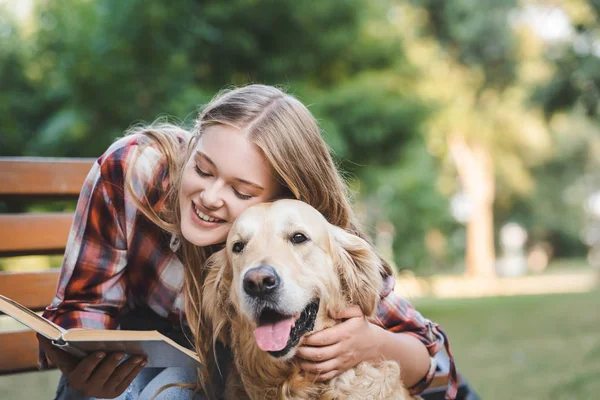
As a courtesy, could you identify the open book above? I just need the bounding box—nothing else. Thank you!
[0,294,200,368]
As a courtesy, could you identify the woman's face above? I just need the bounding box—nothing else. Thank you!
[179,124,281,247]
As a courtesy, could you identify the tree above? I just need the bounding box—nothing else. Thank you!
[398,0,554,277]
[528,0,600,261]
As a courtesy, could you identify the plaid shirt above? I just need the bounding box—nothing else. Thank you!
[377,277,457,399]
[42,134,457,398]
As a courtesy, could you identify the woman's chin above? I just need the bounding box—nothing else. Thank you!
[181,222,227,247]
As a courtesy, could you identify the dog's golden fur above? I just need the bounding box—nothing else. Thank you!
[200,199,415,399]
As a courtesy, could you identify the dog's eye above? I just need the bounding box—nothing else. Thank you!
[290,233,309,244]
[232,241,245,253]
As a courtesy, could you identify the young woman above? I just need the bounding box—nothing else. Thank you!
[38,85,457,400]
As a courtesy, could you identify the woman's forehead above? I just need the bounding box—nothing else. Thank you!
[196,125,276,188]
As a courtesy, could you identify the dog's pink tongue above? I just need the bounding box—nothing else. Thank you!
[253,317,294,352]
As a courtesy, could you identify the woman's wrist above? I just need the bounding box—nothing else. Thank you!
[365,322,387,363]
[367,324,431,388]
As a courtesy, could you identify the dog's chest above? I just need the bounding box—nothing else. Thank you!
[235,357,413,400]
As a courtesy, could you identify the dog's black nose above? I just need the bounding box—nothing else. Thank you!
[243,266,280,297]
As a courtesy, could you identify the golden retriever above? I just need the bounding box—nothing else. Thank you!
[201,199,415,400]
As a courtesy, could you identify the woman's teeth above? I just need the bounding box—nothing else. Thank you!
[194,206,220,222]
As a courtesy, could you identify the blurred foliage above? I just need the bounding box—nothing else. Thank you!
[1,0,599,273]
[1,0,414,158]
[412,0,519,88]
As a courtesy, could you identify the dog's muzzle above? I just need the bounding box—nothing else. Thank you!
[242,266,319,358]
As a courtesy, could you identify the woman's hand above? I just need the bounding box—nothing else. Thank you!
[295,305,383,382]
[38,334,147,399]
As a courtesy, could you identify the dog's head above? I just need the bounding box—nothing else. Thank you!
[202,199,385,360]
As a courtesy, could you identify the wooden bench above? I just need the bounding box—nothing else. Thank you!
[0,156,468,397]
[0,157,94,375]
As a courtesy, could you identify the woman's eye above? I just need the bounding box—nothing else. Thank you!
[233,188,253,200]
[232,241,245,253]
[290,233,309,244]
[194,165,211,177]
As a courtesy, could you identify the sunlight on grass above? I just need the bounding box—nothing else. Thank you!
[415,290,600,400]
[0,370,62,400]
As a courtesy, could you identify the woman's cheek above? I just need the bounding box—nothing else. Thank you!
[229,205,244,222]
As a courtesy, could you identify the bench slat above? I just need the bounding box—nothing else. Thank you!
[0,213,74,256]
[0,157,94,196]
[429,371,450,388]
[0,270,60,311]
[0,330,40,374]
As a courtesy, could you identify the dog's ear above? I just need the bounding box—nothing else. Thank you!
[202,248,233,344]
[330,226,384,317]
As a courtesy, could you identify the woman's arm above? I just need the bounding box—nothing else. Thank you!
[41,147,130,331]
[39,138,145,399]
[296,278,457,398]
[371,281,457,397]
[369,324,431,387]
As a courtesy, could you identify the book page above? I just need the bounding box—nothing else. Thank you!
[62,329,199,362]
[62,329,164,341]
[0,294,63,339]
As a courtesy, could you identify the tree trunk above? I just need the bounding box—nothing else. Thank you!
[449,136,496,278]
[465,191,495,277]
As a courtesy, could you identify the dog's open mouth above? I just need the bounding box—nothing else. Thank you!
[252,300,319,358]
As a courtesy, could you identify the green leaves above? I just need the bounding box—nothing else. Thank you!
[311,73,429,172]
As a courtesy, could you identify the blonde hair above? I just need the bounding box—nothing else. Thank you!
[125,84,391,396]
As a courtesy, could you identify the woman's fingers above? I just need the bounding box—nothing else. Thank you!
[106,356,146,394]
[296,342,340,362]
[68,352,109,386]
[301,325,346,347]
[329,305,363,320]
[83,352,126,388]
[62,352,146,398]
[113,360,147,395]
[298,358,339,375]
[37,334,78,373]
[303,369,340,382]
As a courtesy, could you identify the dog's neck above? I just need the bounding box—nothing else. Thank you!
[229,315,337,400]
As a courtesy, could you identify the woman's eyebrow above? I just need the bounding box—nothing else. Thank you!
[197,151,216,167]
[234,178,264,191]
[197,151,265,191]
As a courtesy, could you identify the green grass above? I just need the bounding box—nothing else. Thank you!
[0,369,61,399]
[414,290,600,400]
[1,291,598,399]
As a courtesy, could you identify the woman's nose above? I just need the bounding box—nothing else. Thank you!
[200,182,224,210]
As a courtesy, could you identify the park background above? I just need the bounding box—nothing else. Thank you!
[1,0,599,399]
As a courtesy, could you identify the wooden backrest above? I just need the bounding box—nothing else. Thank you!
[0,157,94,374]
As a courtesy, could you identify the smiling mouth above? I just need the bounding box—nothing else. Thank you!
[252,300,320,358]
[192,202,225,223]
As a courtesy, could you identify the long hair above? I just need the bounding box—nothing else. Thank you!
[124,84,392,396]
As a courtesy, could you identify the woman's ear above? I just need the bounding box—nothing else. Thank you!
[330,226,384,317]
